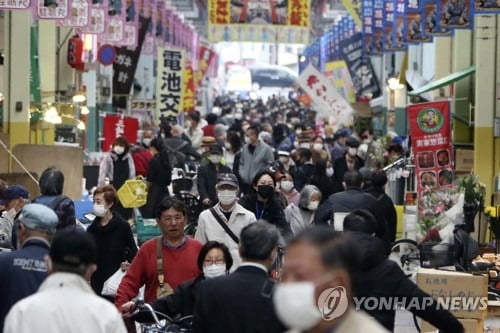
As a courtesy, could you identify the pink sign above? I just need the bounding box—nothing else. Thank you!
[57,0,89,27]
[0,0,30,10]
[77,5,106,34]
[36,0,70,19]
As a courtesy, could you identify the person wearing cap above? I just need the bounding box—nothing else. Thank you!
[3,228,127,333]
[332,136,365,193]
[0,185,29,249]
[0,204,58,330]
[331,127,351,162]
[277,145,297,175]
[195,173,256,270]
[197,144,233,208]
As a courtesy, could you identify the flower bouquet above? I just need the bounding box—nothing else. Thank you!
[457,174,486,233]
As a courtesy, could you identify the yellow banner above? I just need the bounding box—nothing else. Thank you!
[341,0,362,28]
[208,0,311,43]
[156,47,186,122]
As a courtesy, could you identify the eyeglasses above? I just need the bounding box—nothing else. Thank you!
[204,259,225,265]
[159,215,184,223]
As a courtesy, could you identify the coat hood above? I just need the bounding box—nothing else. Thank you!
[346,231,387,271]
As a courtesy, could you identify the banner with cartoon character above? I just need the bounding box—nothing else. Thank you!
[405,0,433,43]
[440,0,473,29]
[474,0,500,13]
[424,0,453,36]
[408,101,453,195]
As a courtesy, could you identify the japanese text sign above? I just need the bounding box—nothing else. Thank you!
[156,47,186,121]
[409,101,453,194]
[103,114,139,151]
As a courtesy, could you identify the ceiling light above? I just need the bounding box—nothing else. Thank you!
[77,121,86,130]
[80,106,90,115]
[72,94,86,103]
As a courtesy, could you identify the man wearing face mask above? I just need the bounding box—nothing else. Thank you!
[332,136,364,193]
[193,222,286,333]
[0,185,29,250]
[0,204,59,331]
[197,144,232,208]
[274,227,388,333]
[195,173,256,270]
[330,128,350,162]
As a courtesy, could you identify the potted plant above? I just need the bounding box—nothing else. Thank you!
[457,174,486,233]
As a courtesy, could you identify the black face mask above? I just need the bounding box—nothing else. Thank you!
[257,185,274,199]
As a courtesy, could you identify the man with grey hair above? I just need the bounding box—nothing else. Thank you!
[0,204,58,330]
[193,222,286,333]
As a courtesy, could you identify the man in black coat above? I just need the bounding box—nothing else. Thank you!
[193,223,286,333]
[332,137,364,193]
[343,210,464,333]
[197,144,232,208]
[314,170,388,245]
[364,169,398,243]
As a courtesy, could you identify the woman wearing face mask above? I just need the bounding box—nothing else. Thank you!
[310,159,335,204]
[141,138,172,218]
[122,241,233,321]
[279,172,300,206]
[87,185,137,299]
[98,136,136,220]
[284,185,322,235]
[185,111,204,153]
[224,131,242,170]
[310,136,331,164]
[239,170,292,241]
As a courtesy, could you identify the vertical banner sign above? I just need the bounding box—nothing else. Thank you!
[78,5,107,34]
[372,0,384,55]
[440,0,473,29]
[341,0,363,27]
[298,64,354,129]
[37,0,70,19]
[183,63,196,114]
[103,114,139,151]
[141,0,154,54]
[339,33,382,99]
[362,0,374,57]
[30,23,41,102]
[57,0,89,27]
[408,101,453,195]
[112,14,152,95]
[156,47,186,122]
[424,0,452,36]
[393,0,407,50]
[384,0,396,50]
[405,0,432,43]
[196,46,216,87]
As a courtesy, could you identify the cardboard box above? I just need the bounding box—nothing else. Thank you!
[417,268,488,320]
[421,318,483,333]
[455,149,474,172]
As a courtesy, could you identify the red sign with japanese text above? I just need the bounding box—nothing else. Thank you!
[409,101,453,194]
[183,63,196,114]
[196,46,216,87]
[103,114,139,151]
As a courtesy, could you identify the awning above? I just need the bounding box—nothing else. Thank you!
[408,66,475,96]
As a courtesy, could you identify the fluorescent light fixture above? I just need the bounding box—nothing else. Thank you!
[72,94,86,103]
[77,121,86,130]
[80,106,90,115]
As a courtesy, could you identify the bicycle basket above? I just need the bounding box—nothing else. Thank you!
[419,242,455,268]
[117,177,148,208]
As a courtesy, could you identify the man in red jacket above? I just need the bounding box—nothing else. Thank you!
[115,197,202,310]
[131,130,154,177]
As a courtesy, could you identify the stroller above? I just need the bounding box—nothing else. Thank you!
[171,169,201,236]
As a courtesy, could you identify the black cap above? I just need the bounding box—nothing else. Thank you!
[50,227,97,267]
[346,137,360,148]
[209,143,223,155]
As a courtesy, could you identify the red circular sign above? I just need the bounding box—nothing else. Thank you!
[97,44,116,66]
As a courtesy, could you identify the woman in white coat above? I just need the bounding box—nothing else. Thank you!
[285,185,322,235]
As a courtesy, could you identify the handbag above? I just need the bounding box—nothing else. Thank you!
[102,268,125,296]
[156,237,174,298]
[209,207,239,244]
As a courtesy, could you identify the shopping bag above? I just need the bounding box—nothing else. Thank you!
[102,268,126,296]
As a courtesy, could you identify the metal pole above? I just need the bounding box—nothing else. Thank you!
[0,138,39,185]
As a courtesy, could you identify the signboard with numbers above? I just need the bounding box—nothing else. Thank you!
[409,101,453,194]
[156,47,186,121]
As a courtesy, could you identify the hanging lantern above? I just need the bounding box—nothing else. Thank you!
[67,35,84,71]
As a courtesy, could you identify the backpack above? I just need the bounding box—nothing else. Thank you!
[165,141,187,168]
[32,195,69,226]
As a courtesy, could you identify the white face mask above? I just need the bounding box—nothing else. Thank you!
[307,201,320,211]
[185,120,192,128]
[209,155,222,164]
[281,180,294,192]
[273,282,323,331]
[142,138,152,147]
[300,143,311,149]
[160,133,166,139]
[93,204,107,217]
[347,147,357,157]
[217,190,237,206]
[295,129,302,135]
[313,143,323,151]
[203,264,226,278]
[225,142,232,150]
[113,146,125,155]
[279,156,289,164]
[326,167,334,177]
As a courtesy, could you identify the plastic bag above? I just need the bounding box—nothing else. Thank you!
[102,268,126,296]
[102,268,145,298]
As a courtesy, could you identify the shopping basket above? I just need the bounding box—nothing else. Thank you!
[117,177,148,208]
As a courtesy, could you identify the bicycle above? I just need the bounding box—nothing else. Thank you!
[130,298,193,333]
